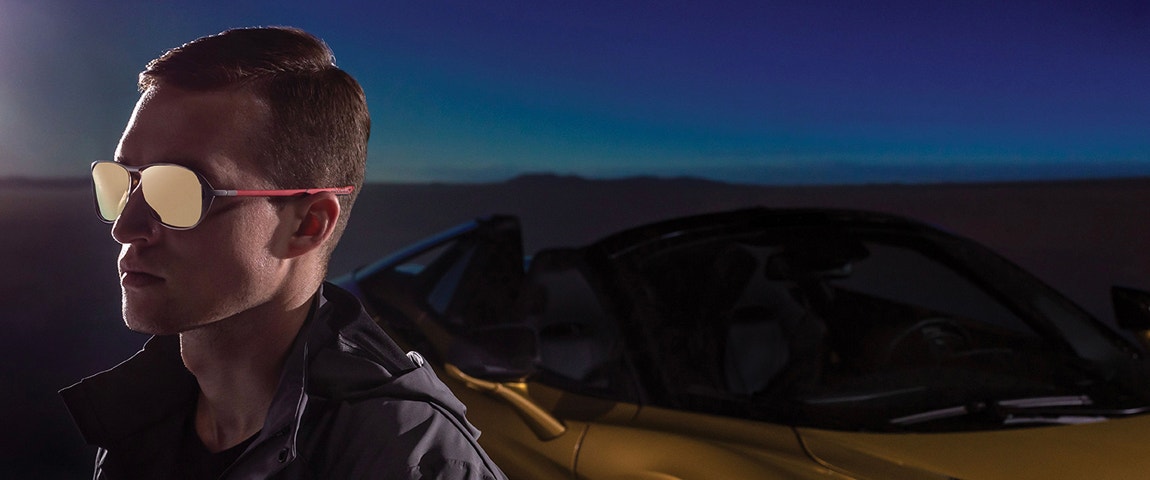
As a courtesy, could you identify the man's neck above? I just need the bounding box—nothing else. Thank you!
[179,289,314,453]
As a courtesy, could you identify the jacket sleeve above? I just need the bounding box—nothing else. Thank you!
[298,397,507,480]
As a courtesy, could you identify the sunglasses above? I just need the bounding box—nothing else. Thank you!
[91,161,355,230]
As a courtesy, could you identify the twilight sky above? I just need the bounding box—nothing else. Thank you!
[2,0,1148,185]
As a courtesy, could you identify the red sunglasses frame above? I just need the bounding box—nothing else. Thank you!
[91,161,355,230]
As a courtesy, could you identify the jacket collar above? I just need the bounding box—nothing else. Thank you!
[219,287,324,476]
[59,333,195,448]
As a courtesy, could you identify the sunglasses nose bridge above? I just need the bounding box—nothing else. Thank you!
[118,168,148,216]
[127,169,142,195]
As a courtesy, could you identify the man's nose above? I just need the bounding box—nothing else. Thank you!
[110,186,159,244]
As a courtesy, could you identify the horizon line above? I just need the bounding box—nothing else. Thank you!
[5,171,1150,190]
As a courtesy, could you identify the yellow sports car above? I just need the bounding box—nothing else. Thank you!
[336,208,1150,479]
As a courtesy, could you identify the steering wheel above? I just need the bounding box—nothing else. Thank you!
[880,317,974,366]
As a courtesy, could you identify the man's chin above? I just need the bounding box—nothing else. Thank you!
[122,309,188,336]
[123,319,183,336]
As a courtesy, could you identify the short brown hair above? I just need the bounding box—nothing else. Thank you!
[140,26,370,257]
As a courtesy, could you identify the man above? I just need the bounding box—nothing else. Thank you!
[60,27,507,479]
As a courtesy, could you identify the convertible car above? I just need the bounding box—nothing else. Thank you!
[335,208,1150,479]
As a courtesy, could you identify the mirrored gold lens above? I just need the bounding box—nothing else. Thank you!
[92,162,131,222]
[140,165,204,228]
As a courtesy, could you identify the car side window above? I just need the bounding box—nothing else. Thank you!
[408,226,524,330]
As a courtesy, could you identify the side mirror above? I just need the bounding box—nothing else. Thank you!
[443,324,568,441]
[1112,286,1150,351]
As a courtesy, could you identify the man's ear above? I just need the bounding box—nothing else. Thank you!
[284,193,341,258]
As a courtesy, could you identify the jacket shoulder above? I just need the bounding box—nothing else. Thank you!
[300,284,508,479]
[307,283,420,399]
[299,391,505,479]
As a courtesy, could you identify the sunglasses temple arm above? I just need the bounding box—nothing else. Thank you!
[211,186,355,197]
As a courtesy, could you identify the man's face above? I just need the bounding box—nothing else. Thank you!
[111,86,294,335]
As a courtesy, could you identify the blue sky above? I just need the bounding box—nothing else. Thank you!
[2,0,1148,184]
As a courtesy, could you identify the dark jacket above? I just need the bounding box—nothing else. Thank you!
[61,283,508,479]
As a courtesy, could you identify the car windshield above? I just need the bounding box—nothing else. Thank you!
[629,222,1150,432]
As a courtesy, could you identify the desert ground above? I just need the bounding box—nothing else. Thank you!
[4,175,1150,477]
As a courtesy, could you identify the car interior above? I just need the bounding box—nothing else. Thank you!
[630,226,1112,430]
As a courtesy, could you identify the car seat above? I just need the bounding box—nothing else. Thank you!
[520,248,618,390]
[708,243,826,396]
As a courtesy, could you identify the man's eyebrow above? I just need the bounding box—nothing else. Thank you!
[111,156,226,183]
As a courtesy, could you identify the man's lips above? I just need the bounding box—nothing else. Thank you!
[120,267,164,288]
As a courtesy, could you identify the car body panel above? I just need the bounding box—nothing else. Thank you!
[576,406,848,479]
[799,413,1150,479]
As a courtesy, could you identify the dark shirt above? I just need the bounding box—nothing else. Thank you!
[178,411,258,480]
